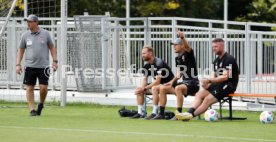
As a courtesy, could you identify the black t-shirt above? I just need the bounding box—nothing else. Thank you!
[175,49,198,80]
[213,52,239,89]
[142,57,174,84]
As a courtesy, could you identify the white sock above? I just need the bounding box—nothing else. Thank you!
[138,105,144,115]
[152,105,158,114]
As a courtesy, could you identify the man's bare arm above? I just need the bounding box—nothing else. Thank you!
[49,44,57,61]
[144,75,161,90]
[209,70,229,83]
[16,48,25,65]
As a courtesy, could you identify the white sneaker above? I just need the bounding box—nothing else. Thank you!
[175,112,193,121]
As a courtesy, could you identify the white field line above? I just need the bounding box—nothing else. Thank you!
[0,125,275,142]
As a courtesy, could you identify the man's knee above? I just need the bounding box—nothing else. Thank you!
[136,93,144,96]
[175,85,187,94]
[195,89,208,98]
[159,85,165,92]
[135,86,144,96]
[26,85,34,92]
[135,86,143,90]
[175,85,181,91]
[40,85,48,91]
[203,95,217,106]
[160,85,170,94]
[152,86,159,93]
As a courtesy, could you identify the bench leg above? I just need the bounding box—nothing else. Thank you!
[229,97,232,119]
[197,115,201,120]
[229,97,247,120]
[219,101,223,120]
[221,97,247,120]
[143,95,147,116]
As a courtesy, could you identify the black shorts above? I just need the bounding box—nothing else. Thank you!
[172,79,200,97]
[207,82,236,101]
[23,67,50,85]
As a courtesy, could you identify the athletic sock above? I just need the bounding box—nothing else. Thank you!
[152,105,158,114]
[138,105,144,115]
[159,106,165,116]
[177,107,182,113]
[187,107,196,117]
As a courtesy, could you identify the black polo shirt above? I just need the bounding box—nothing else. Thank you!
[142,57,174,84]
[175,49,198,80]
[213,52,239,88]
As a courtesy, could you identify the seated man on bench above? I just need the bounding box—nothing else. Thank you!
[152,31,200,120]
[175,38,240,121]
[131,45,174,119]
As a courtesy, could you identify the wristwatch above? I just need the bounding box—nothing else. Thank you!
[53,60,58,63]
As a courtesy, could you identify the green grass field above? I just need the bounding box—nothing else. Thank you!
[0,102,275,142]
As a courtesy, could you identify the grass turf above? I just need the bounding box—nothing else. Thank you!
[0,102,275,142]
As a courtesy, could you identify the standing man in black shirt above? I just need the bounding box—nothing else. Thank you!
[176,38,239,121]
[131,45,174,119]
[151,31,199,120]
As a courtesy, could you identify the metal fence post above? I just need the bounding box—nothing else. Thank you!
[171,18,177,74]
[145,17,151,45]
[101,18,107,90]
[257,33,263,77]
[113,20,120,87]
[6,22,11,88]
[11,19,17,85]
[245,23,251,94]
[208,22,213,75]
[60,0,68,107]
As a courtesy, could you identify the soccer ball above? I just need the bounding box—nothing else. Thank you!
[204,109,218,122]
[204,109,219,122]
[259,111,274,124]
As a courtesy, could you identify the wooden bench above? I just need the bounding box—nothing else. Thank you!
[218,93,276,120]
[143,93,276,120]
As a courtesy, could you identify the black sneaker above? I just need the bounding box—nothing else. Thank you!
[36,103,44,116]
[145,113,157,120]
[151,114,165,120]
[30,110,37,116]
[130,113,145,119]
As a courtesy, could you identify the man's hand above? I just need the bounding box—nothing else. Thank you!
[135,87,145,94]
[16,65,22,75]
[201,78,210,89]
[177,31,184,38]
[52,62,58,71]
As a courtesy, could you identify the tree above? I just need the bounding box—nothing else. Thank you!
[0,0,23,17]
[236,0,276,23]
[67,0,224,19]
[68,0,125,17]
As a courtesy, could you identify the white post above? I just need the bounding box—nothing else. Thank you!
[224,0,228,28]
[208,22,213,73]
[60,0,68,107]
[126,0,131,74]
[24,0,28,18]
[126,0,130,19]
[171,18,176,74]
[245,23,251,94]
[224,0,228,49]
[101,19,107,90]
[114,20,119,87]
